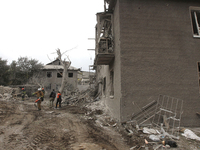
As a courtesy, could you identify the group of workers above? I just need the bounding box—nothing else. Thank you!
[21,87,62,111]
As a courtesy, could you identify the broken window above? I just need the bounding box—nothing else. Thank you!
[68,73,73,78]
[57,72,62,78]
[47,72,52,78]
[190,7,200,37]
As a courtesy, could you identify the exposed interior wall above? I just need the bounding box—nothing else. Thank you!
[119,0,200,126]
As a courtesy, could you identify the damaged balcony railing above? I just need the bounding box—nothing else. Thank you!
[151,95,183,138]
[95,12,114,65]
[131,95,183,139]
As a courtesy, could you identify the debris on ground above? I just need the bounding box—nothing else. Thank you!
[0,85,21,100]
[0,86,200,150]
[180,128,200,141]
[63,88,95,106]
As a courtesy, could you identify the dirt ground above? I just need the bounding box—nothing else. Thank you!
[0,97,200,150]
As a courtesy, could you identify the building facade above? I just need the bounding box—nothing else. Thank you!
[42,59,80,94]
[94,0,200,126]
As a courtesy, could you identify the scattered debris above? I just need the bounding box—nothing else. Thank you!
[162,140,177,147]
[143,127,158,134]
[151,95,183,139]
[149,135,160,142]
[181,128,200,141]
[63,88,95,106]
[1,87,200,149]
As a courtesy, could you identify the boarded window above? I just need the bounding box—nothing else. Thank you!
[68,73,73,78]
[190,7,200,37]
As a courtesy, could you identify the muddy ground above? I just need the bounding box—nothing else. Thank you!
[0,97,200,150]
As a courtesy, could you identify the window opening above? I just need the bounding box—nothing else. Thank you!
[56,84,61,91]
[190,7,200,37]
[46,84,51,90]
[68,73,73,78]
[110,70,114,96]
[57,72,62,78]
[47,72,52,78]
[103,77,106,95]
[197,62,200,93]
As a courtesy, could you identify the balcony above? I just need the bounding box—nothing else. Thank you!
[95,37,114,65]
[94,12,114,65]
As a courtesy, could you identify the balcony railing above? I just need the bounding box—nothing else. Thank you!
[94,12,114,65]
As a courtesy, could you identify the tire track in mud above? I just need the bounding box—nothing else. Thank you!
[0,100,37,150]
[85,119,118,150]
[26,129,53,150]
[21,109,77,150]
[24,122,77,150]
[0,100,130,150]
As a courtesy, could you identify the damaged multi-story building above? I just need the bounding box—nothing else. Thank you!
[94,0,200,126]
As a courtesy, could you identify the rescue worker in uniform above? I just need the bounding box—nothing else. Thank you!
[33,88,44,110]
[21,88,26,101]
[49,89,56,108]
[55,91,62,109]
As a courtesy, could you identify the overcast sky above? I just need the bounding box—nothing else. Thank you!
[0,0,104,71]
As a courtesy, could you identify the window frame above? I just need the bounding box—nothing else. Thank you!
[47,71,52,78]
[197,62,200,93]
[57,72,63,78]
[68,73,73,78]
[190,6,200,38]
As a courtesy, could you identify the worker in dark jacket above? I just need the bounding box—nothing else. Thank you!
[55,91,62,109]
[21,88,26,101]
[49,89,56,108]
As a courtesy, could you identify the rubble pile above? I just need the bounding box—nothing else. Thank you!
[63,88,96,106]
[0,86,20,100]
[77,94,200,149]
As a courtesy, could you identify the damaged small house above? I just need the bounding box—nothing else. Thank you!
[93,0,200,126]
[42,59,80,94]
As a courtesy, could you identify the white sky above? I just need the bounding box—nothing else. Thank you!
[0,0,104,71]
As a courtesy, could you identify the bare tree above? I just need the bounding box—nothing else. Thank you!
[56,48,71,94]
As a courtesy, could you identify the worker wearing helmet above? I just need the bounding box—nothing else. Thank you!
[33,88,44,110]
[55,91,62,109]
[21,88,26,101]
